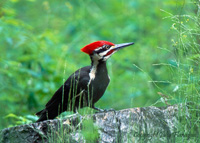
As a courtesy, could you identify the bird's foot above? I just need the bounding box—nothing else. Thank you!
[104,108,116,112]
[93,107,116,113]
[92,106,104,112]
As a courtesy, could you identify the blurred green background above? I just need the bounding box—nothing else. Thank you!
[0,0,199,130]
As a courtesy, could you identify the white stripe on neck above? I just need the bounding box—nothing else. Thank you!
[88,60,99,85]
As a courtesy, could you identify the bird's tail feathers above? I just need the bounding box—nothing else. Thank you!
[36,109,48,122]
[35,109,43,116]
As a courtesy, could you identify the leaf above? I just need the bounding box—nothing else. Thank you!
[5,113,18,119]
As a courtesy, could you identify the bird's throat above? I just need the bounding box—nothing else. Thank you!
[88,54,108,85]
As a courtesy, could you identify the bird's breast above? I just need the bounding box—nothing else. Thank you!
[89,71,110,103]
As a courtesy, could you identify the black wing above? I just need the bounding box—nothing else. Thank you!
[36,66,91,122]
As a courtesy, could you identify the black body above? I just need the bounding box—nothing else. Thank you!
[36,61,109,122]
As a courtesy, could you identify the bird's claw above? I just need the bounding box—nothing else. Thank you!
[104,108,116,112]
[93,107,116,113]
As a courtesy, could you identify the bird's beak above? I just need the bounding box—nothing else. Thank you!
[111,42,134,51]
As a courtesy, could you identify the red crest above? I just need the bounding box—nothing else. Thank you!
[81,41,114,55]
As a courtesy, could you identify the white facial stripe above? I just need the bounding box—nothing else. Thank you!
[95,47,103,51]
[93,53,102,60]
[99,46,116,56]
[93,45,117,61]
[99,50,109,57]
[103,50,117,61]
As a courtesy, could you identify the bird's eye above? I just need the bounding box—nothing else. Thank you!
[104,45,110,50]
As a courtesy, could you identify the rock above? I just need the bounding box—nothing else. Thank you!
[0,105,184,143]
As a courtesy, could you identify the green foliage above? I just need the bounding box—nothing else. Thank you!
[0,0,199,141]
[4,113,37,127]
[81,118,99,142]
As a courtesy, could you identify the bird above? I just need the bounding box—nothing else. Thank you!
[36,40,134,122]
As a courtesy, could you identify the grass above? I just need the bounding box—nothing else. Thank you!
[165,0,200,141]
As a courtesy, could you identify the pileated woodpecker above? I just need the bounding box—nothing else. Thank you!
[36,41,134,122]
